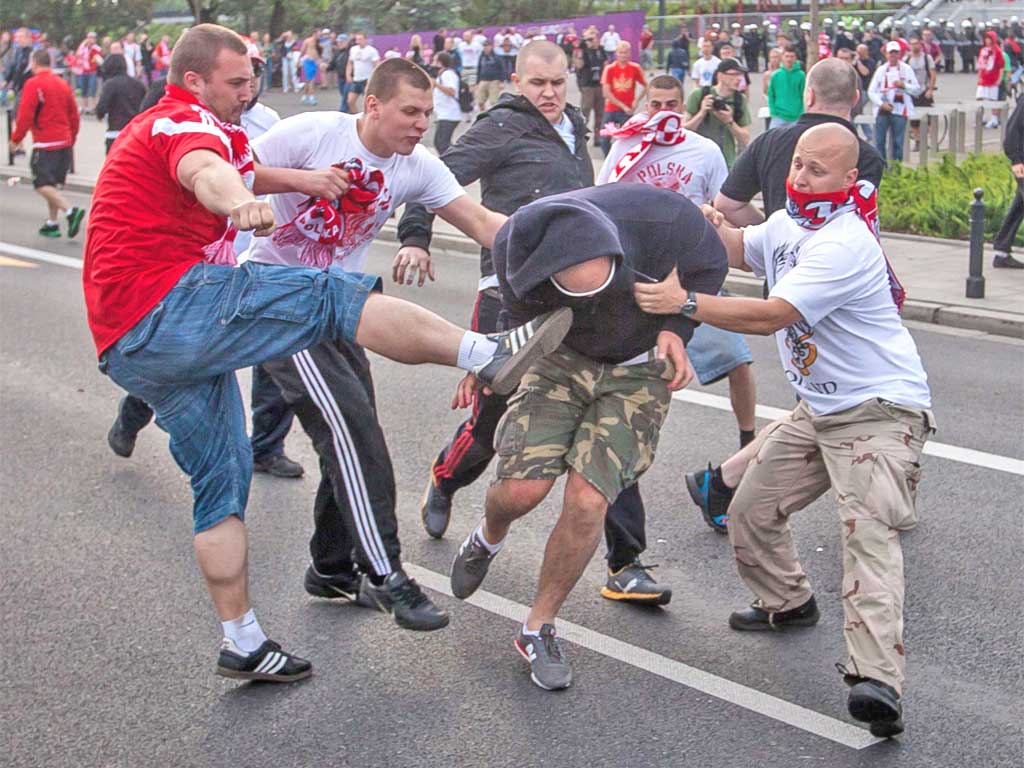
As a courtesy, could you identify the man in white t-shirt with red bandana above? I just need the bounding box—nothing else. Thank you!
[247,56,515,632]
[632,123,934,739]
[598,73,758,452]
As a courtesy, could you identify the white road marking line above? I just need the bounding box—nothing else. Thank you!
[0,242,84,270]
[672,390,1024,476]
[404,563,881,750]
[6,240,1021,476]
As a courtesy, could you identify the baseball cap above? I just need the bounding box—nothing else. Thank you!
[717,57,747,74]
[885,41,902,52]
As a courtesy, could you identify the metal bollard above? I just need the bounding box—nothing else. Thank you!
[6,108,12,165]
[966,188,986,299]
[975,107,984,155]
[958,110,967,154]
[930,112,939,154]
[949,110,959,156]
[920,116,929,166]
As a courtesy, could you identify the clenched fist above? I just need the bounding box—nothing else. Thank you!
[230,200,276,237]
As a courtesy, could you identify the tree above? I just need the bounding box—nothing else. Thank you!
[1,0,156,43]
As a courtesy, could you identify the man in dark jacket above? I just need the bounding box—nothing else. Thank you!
[95,54,146,153]
[447,184,727,691]
[399,41,678,606]
[992,98,1024,268]
[574,32,606,143]
[475,40,504,110]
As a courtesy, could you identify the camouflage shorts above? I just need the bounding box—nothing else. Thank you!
[493,346,673,503]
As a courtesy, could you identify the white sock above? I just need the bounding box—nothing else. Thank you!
[221,609,267,655]
[521,623,541,637]
[473,520,504,554]
[45,219,58,227]
[456,331,498,371]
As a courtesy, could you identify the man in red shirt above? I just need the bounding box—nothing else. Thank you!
[599,41,646,155]
[9,49,85,238]
[74,31,103,112]
[84,23,571,684]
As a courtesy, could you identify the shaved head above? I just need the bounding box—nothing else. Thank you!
[789,123,860,193]
[516,40,566,77]
[805,57,859,112]
[552,256,615,296]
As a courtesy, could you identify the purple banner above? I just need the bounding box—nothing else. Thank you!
[367,11,646,61]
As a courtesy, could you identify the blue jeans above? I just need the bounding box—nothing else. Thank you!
[100,261,380,534]
[769,116,797,130]
[338,80,350,112]
[601,110,628,156]
[77,72,97,98]
[686,321,754,385]
[875,110,907,162]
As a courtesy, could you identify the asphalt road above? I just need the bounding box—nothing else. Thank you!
[1,181,1023,768]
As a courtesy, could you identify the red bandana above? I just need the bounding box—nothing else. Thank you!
[271,158,387,269]
[600,111,687,182]
[785,179,905,311]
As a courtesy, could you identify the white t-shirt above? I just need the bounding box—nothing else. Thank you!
[552,113,576,154]
[250,112,464,272]
[601,31,621,52]
[349,44,380,82]
[433,69,463,121]
[691,56,721,87]
[743,210,931,415]
[122,42,140,78]
[458,40,483,68]
[597,127,727,206]
[234,102,283,256]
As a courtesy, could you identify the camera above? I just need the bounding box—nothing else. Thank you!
[712,96,728,111]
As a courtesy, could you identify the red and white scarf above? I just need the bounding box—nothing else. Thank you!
[271,158,386,269]
[160,86,257,266]
[599,111,687,182]
[785,179,906,311]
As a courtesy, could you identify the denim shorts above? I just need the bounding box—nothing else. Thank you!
[686,321,753,386]
[100,261,380,533]
[77,72,97,98]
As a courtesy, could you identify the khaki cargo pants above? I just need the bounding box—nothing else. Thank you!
[729,398,935,694]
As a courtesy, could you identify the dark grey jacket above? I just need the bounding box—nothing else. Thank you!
[397,93,594,280]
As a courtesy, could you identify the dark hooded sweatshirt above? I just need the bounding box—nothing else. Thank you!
[96,54,146,133]
[494,185,728,364]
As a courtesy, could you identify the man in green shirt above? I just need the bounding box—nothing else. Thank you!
[684,57,751,167]
[767,46,805,128]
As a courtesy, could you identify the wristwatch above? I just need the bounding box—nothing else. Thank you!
[680,291,698,318]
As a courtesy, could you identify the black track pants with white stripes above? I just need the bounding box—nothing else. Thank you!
[263,338,400,578]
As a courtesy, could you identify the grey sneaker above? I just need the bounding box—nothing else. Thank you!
[514,624,572,691]
[600,560,672,606]
[474,308,573,395]
[450,529,500,599]
[356,570,449,631]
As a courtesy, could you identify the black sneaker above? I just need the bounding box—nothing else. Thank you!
[474,308,573,395]
[303,563,361,600]
[420,460,453,539]
[729,595,820,632]
[253,453,304,478]
[600,561,672,606]
[838,666,904,738]
[66,207,85,238]
[514,624,572,691]
[685,464,733,534]
[107,416,138,458]
[38,223,60,238]
[216,638,312,683]
[450,528,500,599]
[993,253,1024,269]
[356,570,450,631]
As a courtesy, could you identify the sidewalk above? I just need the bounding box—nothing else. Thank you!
[3,106,1021,339]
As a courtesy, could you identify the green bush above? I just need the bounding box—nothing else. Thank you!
[879,153,1020,244]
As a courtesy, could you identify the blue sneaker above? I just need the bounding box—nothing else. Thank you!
[685,464,733,534]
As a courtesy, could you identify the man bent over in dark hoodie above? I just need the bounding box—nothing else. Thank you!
[448,184,728,690]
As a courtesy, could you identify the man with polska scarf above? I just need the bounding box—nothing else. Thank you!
[633,123,934,740]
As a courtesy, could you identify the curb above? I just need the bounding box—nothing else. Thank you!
[5,166,1020,339]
